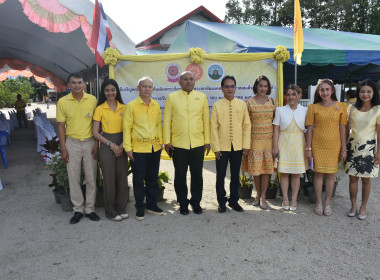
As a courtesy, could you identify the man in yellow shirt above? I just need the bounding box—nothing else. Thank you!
[15,94,28,128]
[163,71,211,215]
[56,72,99,224]
[123,77,163,221]
[211,75,251,213]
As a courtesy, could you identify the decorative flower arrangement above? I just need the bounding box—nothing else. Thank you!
[274,46,290,63]
[189,47,206,64]
[103,47,120,66]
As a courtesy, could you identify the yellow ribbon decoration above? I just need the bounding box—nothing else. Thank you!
[103,47,120,66]
[274,45,290,63]
[188,47,206,64]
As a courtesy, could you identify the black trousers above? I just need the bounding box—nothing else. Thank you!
[215,147,243,205]
[172,146,205,207]
[131,149,161,211]
[16,111,28,128]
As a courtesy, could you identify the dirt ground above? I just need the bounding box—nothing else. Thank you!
[0,103,379,280]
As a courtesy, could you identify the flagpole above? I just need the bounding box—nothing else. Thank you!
[96,64,99,99]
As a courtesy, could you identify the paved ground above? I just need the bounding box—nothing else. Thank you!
[0,104,379,279]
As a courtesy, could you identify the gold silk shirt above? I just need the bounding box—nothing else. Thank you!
[56,92,97,140]
[163,89,210,149]
[211,97,251,152]
[123,96,162,153]
[93,101,125,133]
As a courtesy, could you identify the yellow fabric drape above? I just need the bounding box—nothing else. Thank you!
[103,46,289,106]
[103,46,289,160]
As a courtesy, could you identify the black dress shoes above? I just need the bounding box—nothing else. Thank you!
[228,201,244,212]
[70,212,83,224]
[218,204,227,213]
[179,205,189,215]
[191,204,203,214]
[85,212,100,221]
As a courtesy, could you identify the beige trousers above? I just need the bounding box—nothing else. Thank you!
[66,137,97,214]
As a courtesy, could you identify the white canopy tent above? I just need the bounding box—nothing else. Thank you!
[0,0,135,89]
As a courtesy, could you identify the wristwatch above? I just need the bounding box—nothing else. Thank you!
[106,141,111,147]
[305,147,312,151]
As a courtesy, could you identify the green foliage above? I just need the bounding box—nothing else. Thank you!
[46,152,86,196]
[30,76,48,101]
[224,0,380,35]
[0,78,34,108]
[46,153,70,195]
[158,171,170,189]
[240,172,253,188]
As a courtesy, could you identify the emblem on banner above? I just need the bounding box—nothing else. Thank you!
[186,64,203,81]
[166,63,181,82]
[207,63,224,82]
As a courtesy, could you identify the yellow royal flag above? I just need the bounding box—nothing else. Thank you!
[294,0,304,65]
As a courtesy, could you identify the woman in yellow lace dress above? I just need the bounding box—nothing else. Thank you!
[306,79,347,216]
[242,76,277,209]
[272,85,308,212]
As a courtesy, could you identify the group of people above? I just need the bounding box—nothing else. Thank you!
[274,78,379,220]
[56,71,379,224]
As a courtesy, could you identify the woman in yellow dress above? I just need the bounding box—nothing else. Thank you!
[306,79,347,216]
[272,85,308,211]
[344,80,380,220]
[242,76,277,209]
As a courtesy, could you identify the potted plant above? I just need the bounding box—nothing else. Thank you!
[46,153,72,211]
[266,172,280,199]
[41,136,60,163]
[41,136,60,154]
[157,171,170,202]
[305,169,341,203]
[239,172,254,199]
[48,173,64,204]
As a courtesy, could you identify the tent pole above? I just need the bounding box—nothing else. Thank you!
[294,63,297,85]
[96,64,99,99]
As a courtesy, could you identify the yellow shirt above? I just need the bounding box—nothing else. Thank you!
[211,97,251,152]
[15,99,26,111]
[123,96,162,153]
[56,92,97,140]
[163,89,210,149]
[93,101,125,133]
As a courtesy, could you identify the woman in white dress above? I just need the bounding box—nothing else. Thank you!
[272,85,308,211]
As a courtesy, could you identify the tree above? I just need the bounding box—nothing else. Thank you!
[224,0,380,35]
[30,76,48,102]
[0,78,34,108]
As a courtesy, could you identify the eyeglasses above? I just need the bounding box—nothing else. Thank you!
[223,85,236,89]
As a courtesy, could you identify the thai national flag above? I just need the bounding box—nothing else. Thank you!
[90,0,112,67]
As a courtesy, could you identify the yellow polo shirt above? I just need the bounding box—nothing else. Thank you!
[211,97,251,152]
[15,99,26,111]
[93,101,125,133]
[56,92,97,140]
[163,89,210,149]
[123,96,162,153]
